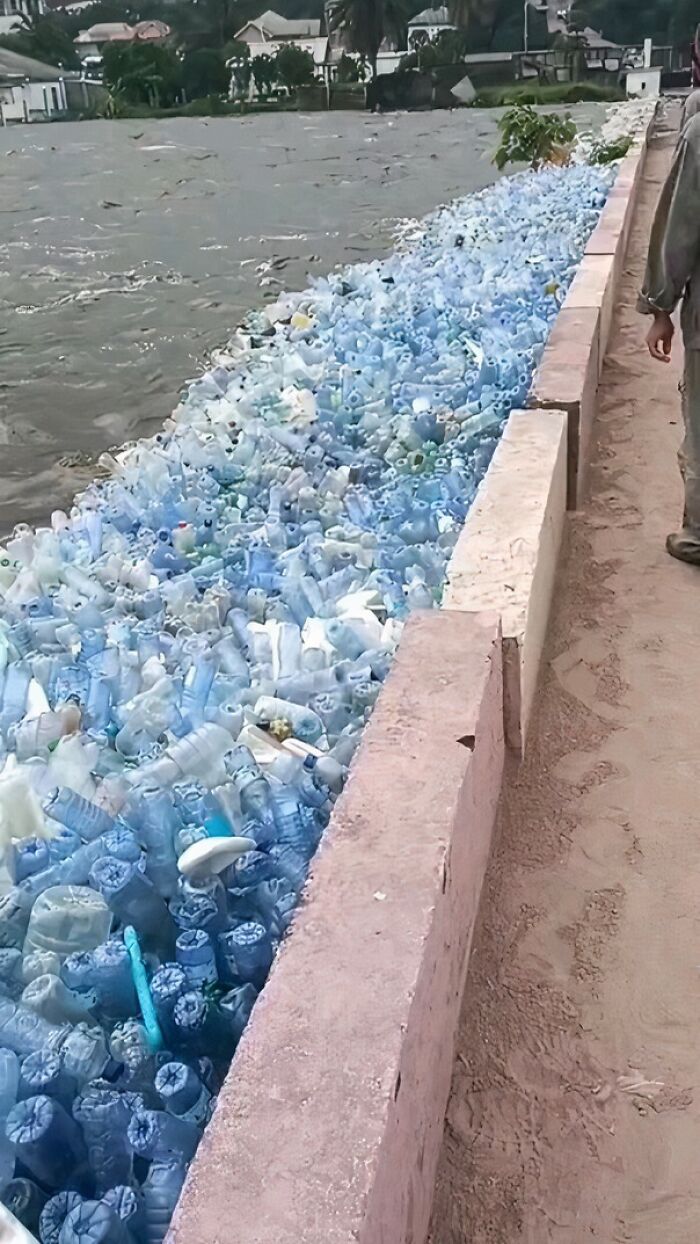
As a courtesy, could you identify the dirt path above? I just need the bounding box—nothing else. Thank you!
[428,122,700,1243]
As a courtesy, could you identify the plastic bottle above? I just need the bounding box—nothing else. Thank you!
[72,1087,134,1195]
[21,975,97,1026]
[0,996,65,1059]
[4,1177,48,1237]
[0,1048,19,1193]
[43,790,115,843]
[124,787,179,898]
[219,982,258,1045]
[217,922,272,989]
[12,838,50,884]
[5,1095,87,1190]
[126,1108,198,1163]
[253,696,323,744]
[150,963,187,1042]
[89,860,169,949]
[108,1020,155,1087]
[17,1051,74,1110]
[0,947,23,997]
[90,939,138,1018]
[141,1161,186,1244]
[175,930,217,990]
[23,887,112,963]
[101,1188,141,1242]
[40,1192,85,1244]
[154,1061,211,1128]
[12,705,82,763]
[59,1199,132,1244]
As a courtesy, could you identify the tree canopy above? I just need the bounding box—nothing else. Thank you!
[181,46,230,98]
[274,43,315,88]
[102,40,182,106]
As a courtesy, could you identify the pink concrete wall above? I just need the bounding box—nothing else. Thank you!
[529,132,650,507]
[167,610,504,1244]
[443,410,568,754]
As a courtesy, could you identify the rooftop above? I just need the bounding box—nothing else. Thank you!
[408,6,452,26]
[0,45,72,79]
[236,9,322,39]
[74,20,135,42]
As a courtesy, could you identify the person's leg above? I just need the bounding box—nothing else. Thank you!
[667,350,700,563]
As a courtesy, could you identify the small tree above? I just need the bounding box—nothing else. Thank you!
[251,52,277,97]
[274,43,315,91]
[494,105,577,170]
[336,51,367,81]
[328,0,385,78]
[225,39,251,98]
[102,41,183,108]
[182,46,229,99]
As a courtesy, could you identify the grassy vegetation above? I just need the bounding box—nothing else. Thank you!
[474,81,625,107]
[589,133,634,163]
[78,94,300,120]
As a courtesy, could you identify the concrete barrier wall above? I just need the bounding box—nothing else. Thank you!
[529,132,650,506]
[443,410,568,754]
[445,127,652,751]
[169,611,505,1244]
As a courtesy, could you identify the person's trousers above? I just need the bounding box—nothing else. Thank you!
[679,350,700,531]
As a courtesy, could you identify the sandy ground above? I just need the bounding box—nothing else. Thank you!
[428,119,700,1242]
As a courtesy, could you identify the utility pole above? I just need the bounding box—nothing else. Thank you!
[523,0,549,54]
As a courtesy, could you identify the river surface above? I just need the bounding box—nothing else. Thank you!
[0,106,604,533]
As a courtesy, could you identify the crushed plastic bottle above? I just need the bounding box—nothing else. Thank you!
[0,154,616,1238]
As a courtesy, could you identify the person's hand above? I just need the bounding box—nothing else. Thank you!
[646,311,674,362]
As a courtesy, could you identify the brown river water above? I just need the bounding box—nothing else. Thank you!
[0,105,604,533]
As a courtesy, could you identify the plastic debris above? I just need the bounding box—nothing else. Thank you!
[0,154,617,1237]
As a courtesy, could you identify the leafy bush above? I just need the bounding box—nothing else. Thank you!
[476,81,624,107]
[183,91,227,114]
[589,134,633,164]
[251,52,277,97]
[494,104,577,170]
[225,40,251,99]
[102,41,182,108]
[181,47,229,100]
[336,51,367,82]
[274,43,315,91]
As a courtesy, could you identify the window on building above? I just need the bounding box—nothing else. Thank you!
[51,86,59,110]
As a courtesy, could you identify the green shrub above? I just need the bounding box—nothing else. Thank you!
[494,103,577,169]
[476,81,624,108]
[589,134,633,163]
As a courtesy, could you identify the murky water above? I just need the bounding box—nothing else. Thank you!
[0,106,604,533]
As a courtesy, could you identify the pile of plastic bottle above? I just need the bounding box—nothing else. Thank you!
[0,158,613,1243]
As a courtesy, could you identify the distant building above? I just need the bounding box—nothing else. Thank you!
[235,9,323,44]
[73,18,170,61]
[407,6,455,48]
[0,45,70,120]
[0,0,46,38]
[233,9,328,83]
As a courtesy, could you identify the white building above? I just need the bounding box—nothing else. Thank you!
[233,10,328,85]
[0,46,69,121]
[407,6,456,48]
[73,21,136,60]
[235,9,323,45]
[0,0,46,38]
[73,19,170,62]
